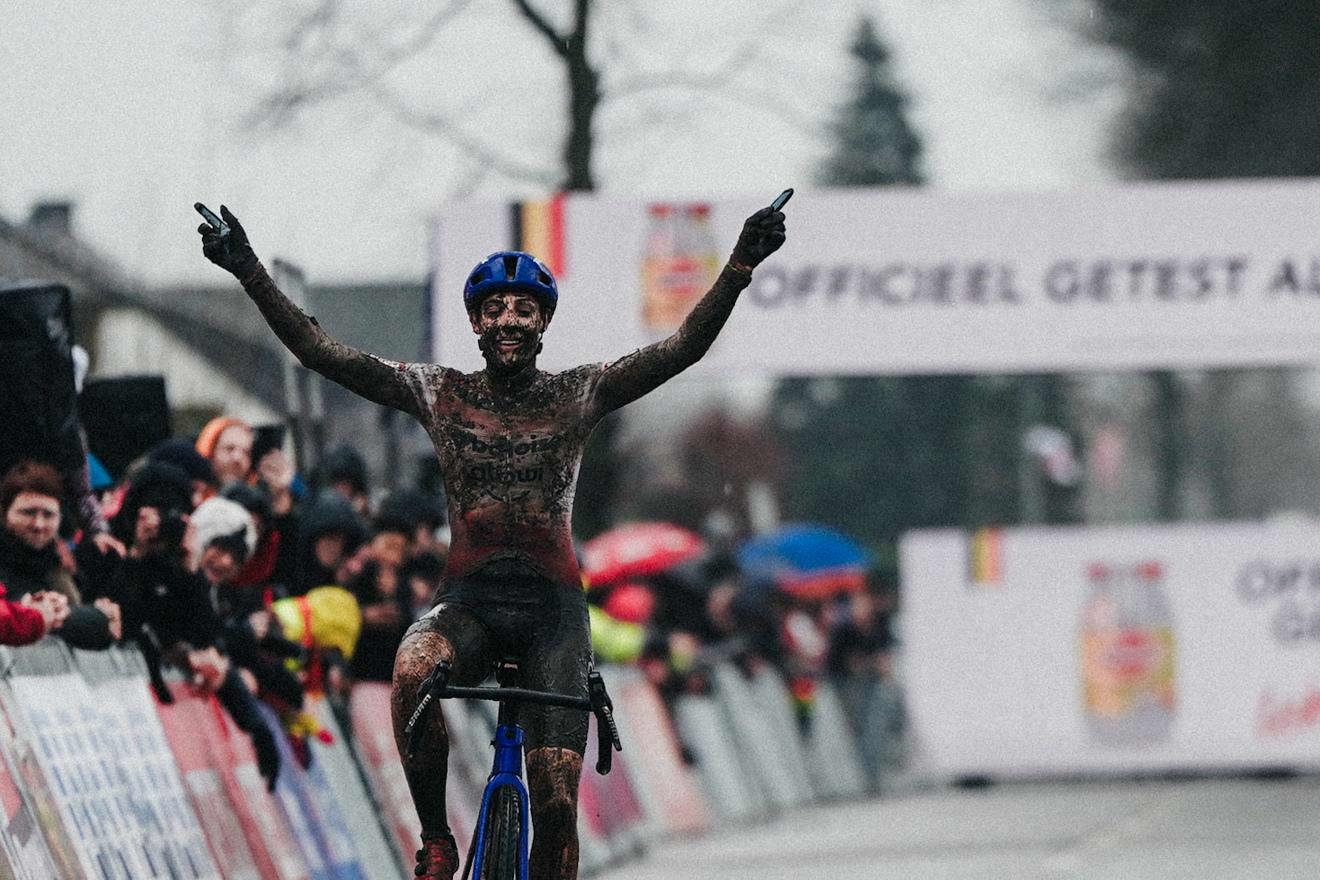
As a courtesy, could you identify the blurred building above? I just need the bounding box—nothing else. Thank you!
[0,200,428,489]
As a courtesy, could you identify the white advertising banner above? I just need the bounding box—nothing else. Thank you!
[900,522,1320,777]
[431,180,1320,375]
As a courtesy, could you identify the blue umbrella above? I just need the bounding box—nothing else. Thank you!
[738,524,868,600]
[87,452,114,491]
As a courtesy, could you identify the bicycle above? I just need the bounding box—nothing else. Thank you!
[404,657,623,880]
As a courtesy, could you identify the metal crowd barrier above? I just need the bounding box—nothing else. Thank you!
[0,641,895,879]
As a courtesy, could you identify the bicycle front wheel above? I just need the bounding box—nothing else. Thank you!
[479,785,523,880]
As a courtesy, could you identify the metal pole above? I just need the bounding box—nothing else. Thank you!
[270,259,309,472]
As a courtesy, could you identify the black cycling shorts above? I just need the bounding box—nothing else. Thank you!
[404,561,591,754]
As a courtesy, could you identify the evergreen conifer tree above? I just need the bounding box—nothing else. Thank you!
[820,16,924,186]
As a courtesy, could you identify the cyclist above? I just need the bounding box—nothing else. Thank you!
[197,200,786,879]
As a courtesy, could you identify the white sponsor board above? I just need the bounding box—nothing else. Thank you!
[431,180,1320,375]
[901,521,1320,777]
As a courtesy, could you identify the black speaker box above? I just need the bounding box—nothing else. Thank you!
[0,281,81,476]
[79,376,171,479]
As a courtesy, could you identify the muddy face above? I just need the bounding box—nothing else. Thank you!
[469,292,547,378]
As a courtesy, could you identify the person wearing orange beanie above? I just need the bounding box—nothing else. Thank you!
[195,416,253,487]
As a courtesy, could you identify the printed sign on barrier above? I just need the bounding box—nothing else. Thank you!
[903,522,1320,777]
[0,679,84,878]
[154,686,263,880]
[256,702,368,880]
[672,694,763,824]
[347,684,421,868]
[5,672,222,879]
[599,666,708,837]
[306,695,406,880]
[0,728,56,880]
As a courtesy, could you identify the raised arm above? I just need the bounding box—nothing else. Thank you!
[592,205,786,415]
[196,204,419,417]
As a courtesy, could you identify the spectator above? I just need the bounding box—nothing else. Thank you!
[315,446,371,517]
[188,496,257,596]
[378,488,447,556]
[248,444,301,587]
[0,581,63,646]
[149,438,218,509]
[347,511,415,683]
[400,550,445,621]
[221,483,286,606]
[88,463,281,789]
[191,496,306,715]
[0,461,119,648]
[195,416,253,487]
[294,493,368,594]
[827,588,896,681]
[85,462,216,668]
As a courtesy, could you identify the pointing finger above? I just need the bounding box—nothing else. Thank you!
[220,205,244,234]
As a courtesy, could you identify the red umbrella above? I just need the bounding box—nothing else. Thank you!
[582,522,705,586]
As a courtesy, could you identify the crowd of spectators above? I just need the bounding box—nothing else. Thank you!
[0,414,448,791]
[582,526,901,784]
[0,404,901,792]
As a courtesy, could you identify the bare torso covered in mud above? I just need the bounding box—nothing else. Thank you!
[404,363,604,588]
[199,199,786,880]
[234,261,757,590]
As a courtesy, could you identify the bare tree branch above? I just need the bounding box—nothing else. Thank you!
[244,0,474,129]
[603,38,823,139]
[367,83,559,187]
[509,0,568,56]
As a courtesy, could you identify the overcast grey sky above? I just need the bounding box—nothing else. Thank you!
[0,0,1122,286]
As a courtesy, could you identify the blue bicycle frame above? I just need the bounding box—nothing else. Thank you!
[470,722,533,879]
[403,659,621,880]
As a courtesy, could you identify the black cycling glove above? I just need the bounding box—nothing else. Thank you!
[196,204,260,279]
[731,206,787,269]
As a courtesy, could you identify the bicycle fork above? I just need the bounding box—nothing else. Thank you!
[467,722,532,880]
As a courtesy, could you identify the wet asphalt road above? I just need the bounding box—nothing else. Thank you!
[595,776,1320,880]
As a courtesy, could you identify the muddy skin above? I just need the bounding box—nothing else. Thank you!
[390,629,456,838]
[239,260,753,880]
[526,748,584,879]
[239,261,751,593]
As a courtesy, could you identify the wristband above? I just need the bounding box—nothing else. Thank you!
[238,260,265,286]
[727,259,754,276]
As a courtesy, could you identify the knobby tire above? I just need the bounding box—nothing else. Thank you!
[480,786,522,880]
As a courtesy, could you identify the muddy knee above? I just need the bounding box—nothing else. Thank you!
[527,747,582,830]
[391,630,455,763]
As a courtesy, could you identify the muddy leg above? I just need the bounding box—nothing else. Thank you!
[391,629,457,837]
[526,747,583,880]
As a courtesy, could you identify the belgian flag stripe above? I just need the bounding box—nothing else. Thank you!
[510,194,567,278]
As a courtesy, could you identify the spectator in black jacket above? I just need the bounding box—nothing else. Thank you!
[82,462,283,789]
[294,493,367,595]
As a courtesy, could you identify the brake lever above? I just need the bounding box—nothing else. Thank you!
[405,659,451,760]
[588,670,622,775]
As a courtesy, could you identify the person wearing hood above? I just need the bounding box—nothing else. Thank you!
[294,492,367,595]
[314,445,371,517]
[377,488,448,556]
[191,496,306,711]
[0,461,120,649]
[149,438,218,510]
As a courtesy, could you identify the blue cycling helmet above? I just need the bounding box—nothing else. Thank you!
[463,251,558,319]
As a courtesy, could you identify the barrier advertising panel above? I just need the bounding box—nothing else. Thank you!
[902,522,1320,777]
[347,684,420,868]
[5,673,221,879]
[0,728,56,879]
[431,181,1320,376]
